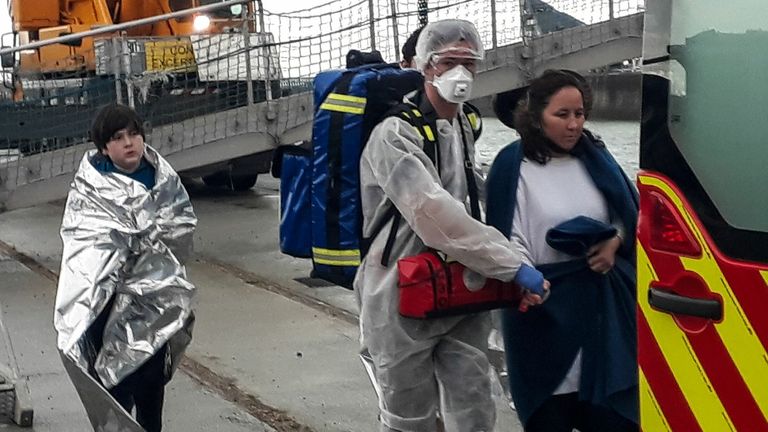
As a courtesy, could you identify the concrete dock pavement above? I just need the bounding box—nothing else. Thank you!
[0,176,523,431]
[185,178,360,319]
[0,250,275,432]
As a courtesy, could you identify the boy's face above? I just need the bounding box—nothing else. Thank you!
[102,127,145,173]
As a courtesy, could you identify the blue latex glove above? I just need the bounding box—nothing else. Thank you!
[514,263,546,297]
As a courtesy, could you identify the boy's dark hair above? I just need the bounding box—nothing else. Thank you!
[513,69,594,164]
[401,26,424,66]
[90,104,145,152]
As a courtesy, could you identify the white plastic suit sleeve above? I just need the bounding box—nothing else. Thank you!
[511,197,535,267]
[363,116,527,282]
[474,162,488,219]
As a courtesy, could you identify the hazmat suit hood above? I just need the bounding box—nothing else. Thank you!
[413,19,485,72]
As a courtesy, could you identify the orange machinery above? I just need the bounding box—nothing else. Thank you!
[8,0,245,76]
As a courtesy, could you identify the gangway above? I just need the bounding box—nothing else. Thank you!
[0,0,644,211]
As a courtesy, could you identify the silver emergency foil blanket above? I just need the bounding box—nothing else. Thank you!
[54,145,197,407]
[60,352,144,432]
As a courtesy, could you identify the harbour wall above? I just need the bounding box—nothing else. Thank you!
[473,71,642,122]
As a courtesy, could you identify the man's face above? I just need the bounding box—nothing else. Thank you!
[101,127,145,173]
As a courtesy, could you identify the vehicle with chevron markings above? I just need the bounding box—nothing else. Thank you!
[637,0,768,430]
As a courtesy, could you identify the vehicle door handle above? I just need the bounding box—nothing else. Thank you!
[648,287,722,320]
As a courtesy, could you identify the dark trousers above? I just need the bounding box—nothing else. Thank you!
[109,345,168,432]
[525,393,638,432]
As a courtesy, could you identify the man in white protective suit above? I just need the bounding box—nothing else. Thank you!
[355,19,549,432]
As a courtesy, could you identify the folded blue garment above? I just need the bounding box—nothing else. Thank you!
[545,216,617,256]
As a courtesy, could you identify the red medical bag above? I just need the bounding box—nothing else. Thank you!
[397,251,523,319]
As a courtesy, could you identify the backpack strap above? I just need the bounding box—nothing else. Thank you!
[359,204,399,264]
[462,102,483,142]
[393,103,439,170]
[379,102,441,266]
[363,97,483,267]
[458,114,482,220]
[361,98,440,267]
[410,97,482,221]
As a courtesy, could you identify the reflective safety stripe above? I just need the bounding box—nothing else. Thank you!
[320,93,367,114]
[312,247,361,266]
[399,108,435,144]
[641,175,768,424]
[320,103,365,115]
[638,311,703,432]
[314,256,361,266]
[638,244,736,431]
[326,93,366,104]
[422,125,435,142]
[639,367,672,432]
[467,112,480,130]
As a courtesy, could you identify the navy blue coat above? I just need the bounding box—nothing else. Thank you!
[485,133,639,426]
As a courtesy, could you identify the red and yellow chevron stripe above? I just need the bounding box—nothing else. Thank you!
[637,172,768,432]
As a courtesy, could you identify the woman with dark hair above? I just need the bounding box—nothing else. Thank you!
[485,70,639,431]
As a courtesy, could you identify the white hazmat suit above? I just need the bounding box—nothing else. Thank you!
[355,100,531,432]
[355,20,538,432]
[355,23,542,429]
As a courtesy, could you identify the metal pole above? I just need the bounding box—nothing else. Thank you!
[121,33,135,108]
[368,0,377,51]
[256,0,272,102]
[113,39,123,105]
[241,5,254,105]
[389,0,399,61]
[609,0,615,20]
[490,0,498,49]
[418,0,428,26]
[518,0,530,56]
[0,0,250,56]
[518,0,535,79]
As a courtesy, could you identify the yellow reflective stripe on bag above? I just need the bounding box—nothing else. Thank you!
[320,93,367,115]
[312,247,361,266]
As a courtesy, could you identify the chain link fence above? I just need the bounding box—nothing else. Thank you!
[0,0,643,195]
[265,0,643,78]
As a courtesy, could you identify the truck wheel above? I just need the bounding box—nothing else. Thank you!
[229,174,258,191]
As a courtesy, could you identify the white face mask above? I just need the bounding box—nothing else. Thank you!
[431,65,474,104]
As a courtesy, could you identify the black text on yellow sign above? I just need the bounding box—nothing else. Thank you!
[145,40,197,72]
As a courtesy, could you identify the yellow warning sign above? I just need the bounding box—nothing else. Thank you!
[145,40,197,72]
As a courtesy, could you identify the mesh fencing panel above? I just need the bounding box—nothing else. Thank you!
[0,0,643,192]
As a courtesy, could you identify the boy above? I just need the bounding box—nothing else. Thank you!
[55,104,197,432]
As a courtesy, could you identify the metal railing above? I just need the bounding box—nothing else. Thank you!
[0,0,644,194]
